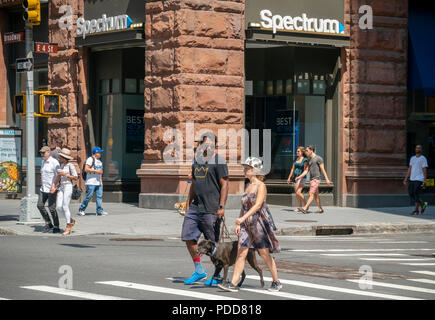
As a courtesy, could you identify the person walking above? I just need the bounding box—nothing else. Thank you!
[296,145,331,214]
[53,148,79,235]
[403,145,428,215]
[287,146,308,212]
[218,157,281,293]
[77,147,108,216]
[181,133,229,286]
[37,146,61,233]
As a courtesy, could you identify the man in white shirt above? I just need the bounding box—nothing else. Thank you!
[403,145,428,215]
[37,146,61,233]
[78,147,108,216]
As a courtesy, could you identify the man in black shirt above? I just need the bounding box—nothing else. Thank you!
[181,134,229,286]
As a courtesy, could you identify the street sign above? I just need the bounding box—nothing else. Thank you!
[16,58,33,73]
[4,32,25,44]
[34,42,58,54]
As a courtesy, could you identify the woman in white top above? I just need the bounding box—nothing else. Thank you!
[54,148,79,236]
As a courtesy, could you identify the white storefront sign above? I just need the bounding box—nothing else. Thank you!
[76,14,133,39]
[259,9,345,35]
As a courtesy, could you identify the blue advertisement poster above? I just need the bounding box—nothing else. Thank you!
[274,110,299,155]
[126,109,144,153]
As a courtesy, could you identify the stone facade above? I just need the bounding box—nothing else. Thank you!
[0,9,7,126]
[47,0,87,182]
[137,0,246,206]
[342,0,408,206]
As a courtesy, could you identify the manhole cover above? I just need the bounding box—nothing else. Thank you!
[285,220,318,223]
[109,238,162,242]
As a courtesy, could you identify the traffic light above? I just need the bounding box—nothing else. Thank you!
[39,93,60,115]
[23,0,41,26]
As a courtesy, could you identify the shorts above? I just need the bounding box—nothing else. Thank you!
[309,179,321,194]
[181,205,221,243]
[408,180,423,203]
[294,178,305,189]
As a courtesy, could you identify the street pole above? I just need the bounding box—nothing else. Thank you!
[18,19,41,224]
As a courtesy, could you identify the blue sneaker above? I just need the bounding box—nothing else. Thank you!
[204,277,223,286]
[184,272,207,285]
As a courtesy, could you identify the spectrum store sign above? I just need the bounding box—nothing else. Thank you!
[76,14,133,39]
[259,9,345,35]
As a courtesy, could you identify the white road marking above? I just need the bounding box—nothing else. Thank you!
[0,297,10,300]
[347,279,435,295]
[165,277,326,300]
[410,271,435,277]
[96,281,239,300]
[400,263,435,266]
[20,286,130,300]
[285,248,435,252]
[322,253,407,257]
[379,242,428,244]
[245,276,421,300]
[239,287,327,300]
[360,258,435,261]
[408,279,435,285]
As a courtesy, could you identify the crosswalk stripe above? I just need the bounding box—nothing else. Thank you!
[322,253,407,257]
[408,279,435,285]
[346,280,435,295]
[0,297,10,300]
[239,288,327,300]
[96,281,239,300]
[20,286,130,300]
[360,258,435,261]
[286,248,434,252]
[245,276,421,300]
[400,263,435,266]
[410,271,435,277]
[165,277,326,300]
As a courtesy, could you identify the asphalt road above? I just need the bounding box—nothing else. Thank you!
[0,233,434,300]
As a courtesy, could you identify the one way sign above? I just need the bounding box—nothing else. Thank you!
[16,58,33,73]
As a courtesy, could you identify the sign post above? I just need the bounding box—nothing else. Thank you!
[18,20,41,224]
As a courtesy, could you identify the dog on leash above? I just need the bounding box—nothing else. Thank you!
[197,239,264,288]
[174,202,187,216]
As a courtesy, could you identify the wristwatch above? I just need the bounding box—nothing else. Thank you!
[219,205,224,209]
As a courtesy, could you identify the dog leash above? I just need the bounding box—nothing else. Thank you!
[219,216,234,243]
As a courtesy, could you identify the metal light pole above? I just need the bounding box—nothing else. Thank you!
[18,19,41,224]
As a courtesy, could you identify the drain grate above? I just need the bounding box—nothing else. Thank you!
[314,226,355,236]
[109,238,163,242]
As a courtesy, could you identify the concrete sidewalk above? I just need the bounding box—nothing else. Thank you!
[0,199,434,237]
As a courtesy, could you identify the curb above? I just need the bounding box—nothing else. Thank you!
[0,227,18,235]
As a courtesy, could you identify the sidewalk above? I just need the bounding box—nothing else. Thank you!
[0,199,434,237]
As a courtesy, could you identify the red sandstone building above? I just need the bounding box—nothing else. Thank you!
[0,0,434,208]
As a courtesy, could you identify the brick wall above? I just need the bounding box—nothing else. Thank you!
[0,9,7,125]
[138,0,246,196]
[342,0,408,197]
[47,0,87,175]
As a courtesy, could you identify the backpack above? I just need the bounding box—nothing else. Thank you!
[81,156,95,180]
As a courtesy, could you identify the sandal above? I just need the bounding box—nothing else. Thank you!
[298,207,307,214]
[315,209,324,214]
[70,219,78,229]
[410,210,419,215]
[62,223,73,236]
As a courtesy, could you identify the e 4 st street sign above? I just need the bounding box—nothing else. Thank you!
[34,42,58,54]
[16,58,33,73]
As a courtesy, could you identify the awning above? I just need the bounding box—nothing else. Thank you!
[246,28,350,48]
[74,27,144,49]
[408,6,435,97]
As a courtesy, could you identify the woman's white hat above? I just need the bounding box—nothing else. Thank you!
[242,157,264,174]
[58,148,73,160]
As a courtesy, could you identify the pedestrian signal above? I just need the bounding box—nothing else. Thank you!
[14,94,25,114]
[39,94,60,115]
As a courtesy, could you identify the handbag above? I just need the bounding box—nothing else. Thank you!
[68,163,82,200]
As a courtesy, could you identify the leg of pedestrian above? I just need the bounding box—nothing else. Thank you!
[48,192,61,233]
[37,192,53,232]
[79,185,94,216]
[95,185,107,215]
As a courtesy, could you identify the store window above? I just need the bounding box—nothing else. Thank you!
[245,45,339,180]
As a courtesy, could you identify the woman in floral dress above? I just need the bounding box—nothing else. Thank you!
[218,157,282,292]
